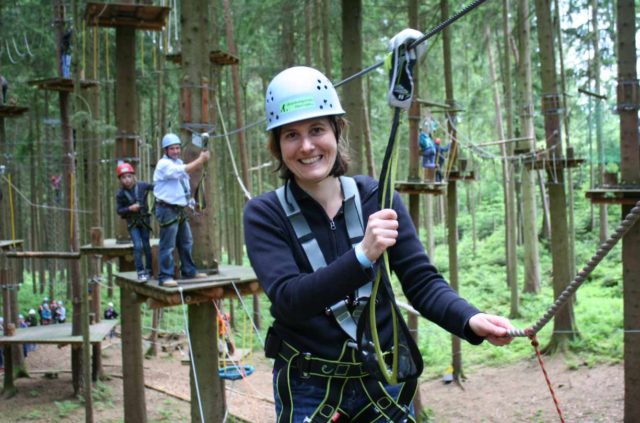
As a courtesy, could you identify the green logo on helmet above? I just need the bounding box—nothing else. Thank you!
[280,96,315,113]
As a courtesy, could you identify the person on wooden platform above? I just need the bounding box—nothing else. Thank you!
[0,74,8,104]
[434,137,450,182]
[116,162,154,282]
[418,127,436,169]
[244,63,514,423]
[61,29,72,78]
[153,133,209,287]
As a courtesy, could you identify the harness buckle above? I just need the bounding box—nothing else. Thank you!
[298,353,312,379]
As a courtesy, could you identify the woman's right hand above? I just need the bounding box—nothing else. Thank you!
[360,208,399,262]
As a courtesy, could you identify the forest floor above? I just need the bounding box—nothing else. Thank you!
[0,332,623,422]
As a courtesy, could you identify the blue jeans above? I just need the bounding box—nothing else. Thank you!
[156,205,197,282]
[128,224,152,275]
[62,54,71,78]
[273,368,413,422]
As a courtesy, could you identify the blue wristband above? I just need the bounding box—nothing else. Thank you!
[354,243,374,268]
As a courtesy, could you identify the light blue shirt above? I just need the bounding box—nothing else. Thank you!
[153,155,191,206]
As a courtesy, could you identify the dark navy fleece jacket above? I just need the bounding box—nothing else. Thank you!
[243,175,483,362]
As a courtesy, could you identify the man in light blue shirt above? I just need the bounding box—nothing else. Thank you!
[153,133,210,287]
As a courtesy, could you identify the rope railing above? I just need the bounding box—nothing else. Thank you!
[508,199,640,337]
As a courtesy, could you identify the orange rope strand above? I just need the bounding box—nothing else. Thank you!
[529,335,566,423]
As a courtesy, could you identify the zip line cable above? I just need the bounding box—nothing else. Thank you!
[0,174,92,214]
[214,96,252,200]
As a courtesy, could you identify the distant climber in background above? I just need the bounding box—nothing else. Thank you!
[0,74,8,104]
[61,29,72,78]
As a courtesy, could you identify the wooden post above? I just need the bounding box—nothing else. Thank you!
[120,285,147,422]
[114,11,139,243]
[1,268,16,396]
[189,302,225,422]
[90,227,103,380]
[616,1,640,420]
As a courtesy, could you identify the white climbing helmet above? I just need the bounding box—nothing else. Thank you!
[161,133,181,149]
[265,66,345,131]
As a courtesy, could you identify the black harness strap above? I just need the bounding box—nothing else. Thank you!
[275,176,371,341]
[123,185,152,231]
[350,377,417,423]
[275,358,296,423]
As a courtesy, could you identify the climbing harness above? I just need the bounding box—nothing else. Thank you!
[276,176,370,342]
[267,334,417,423]
[122,184,153,231]
[273,176,417,422]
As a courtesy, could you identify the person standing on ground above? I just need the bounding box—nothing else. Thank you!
[243,64,514,422]
[25,309,38,327]
[153,133,210,287]
[116,162,154,282]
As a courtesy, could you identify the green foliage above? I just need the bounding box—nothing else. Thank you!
[21,410,42,420]
[54,400,81,418]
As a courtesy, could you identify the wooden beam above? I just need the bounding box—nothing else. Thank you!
[5,251,80,259]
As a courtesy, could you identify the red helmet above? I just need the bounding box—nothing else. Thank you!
[117,163,135,177]
[435,138,441,145]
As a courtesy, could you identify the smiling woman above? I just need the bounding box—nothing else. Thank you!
[243,65,514,423]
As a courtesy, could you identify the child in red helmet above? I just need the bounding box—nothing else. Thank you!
[116,163,154,282]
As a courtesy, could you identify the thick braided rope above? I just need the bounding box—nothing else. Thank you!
[508,199,640,337]
[530,336,566,423]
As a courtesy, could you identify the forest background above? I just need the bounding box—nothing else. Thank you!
[0,0,635,418]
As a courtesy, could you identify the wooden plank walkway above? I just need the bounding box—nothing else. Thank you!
[0,320,117,345]
[115,264,260,308]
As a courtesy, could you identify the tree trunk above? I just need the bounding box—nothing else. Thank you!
[553,0,576,279]
[441,0,464,383]
[180,1,223,419]
[616,1,640,421]
[590,0,608,242]
[321,0,332,79]
[486,23,519,318]
[222,0,259,329]
[533,0,577,352]
[341,0,365,175]
[516,0,541,294]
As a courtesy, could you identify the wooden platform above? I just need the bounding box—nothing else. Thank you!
[447,170,476,181]
[0,239,23,251]
[115,264,260,308]
[0,105,29,118]
[166,50,240,66]
[28,77,99,92]
[85,2,170,31]
[395,180,446,195]
[586,186,640,205]
[80,238,159,260]
[0,320,117,345]
[523,157,585,170]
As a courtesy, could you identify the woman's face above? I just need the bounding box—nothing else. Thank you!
[279,117,337,186]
